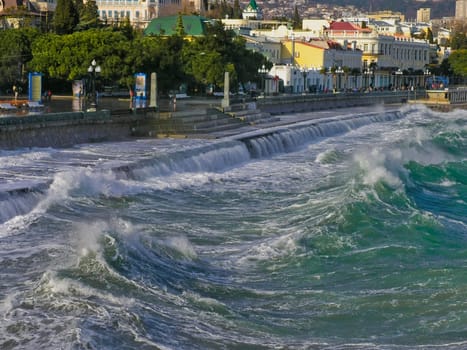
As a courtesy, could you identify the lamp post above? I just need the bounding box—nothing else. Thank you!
[424,68,431,89]
[335,66,344,92]
[364,67,373,91]
[395,68,403,91]
[87,59,101,111]
[258,64,268,97]
[301,66,308,93]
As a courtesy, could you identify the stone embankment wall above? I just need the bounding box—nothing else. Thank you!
[0,109,153,149]
[0,93,408,149]
[256,92,407,115]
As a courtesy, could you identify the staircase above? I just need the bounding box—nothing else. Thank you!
[135,101,282,139]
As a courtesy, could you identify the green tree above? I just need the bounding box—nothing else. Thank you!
[29,29,132,84]
[448,49,467,77]
[175,13,186,36]
[117,17,136,40]
[53,0,79,34]
[439,58,453,77]
[292,5,301,30]
[77,0,100,30]
[180,21,265,94]
[451,32,467,50]
[233,0,242,19]
[426,27,434,44]
[0,28,40,91]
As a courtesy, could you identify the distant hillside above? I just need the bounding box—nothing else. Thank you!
[320,0,455,19]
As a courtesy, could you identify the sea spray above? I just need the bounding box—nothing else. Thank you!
[1,105,466,349]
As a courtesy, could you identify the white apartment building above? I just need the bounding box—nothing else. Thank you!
[456,0,467,19]
[324,23,430,71]
[95,0,203,28]
[323,21,430,88]
[243,35,282,64]
[302,19,329,36]
[416,8,431,23]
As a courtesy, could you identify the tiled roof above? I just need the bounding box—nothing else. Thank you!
[144,15,207,36]
[327,21,370,32]
[290,39,344,50]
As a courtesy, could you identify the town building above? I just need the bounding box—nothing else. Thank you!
[282,38,362,71]
[367,19,400,35]
[324,21,431,89]
[144,14,207,36]
[96,0,204,29]
[367,11,405,24]
[242,0,262,20]
[416,8,431,23]
[0,0,54,29]
[277,38,362,93]
[302,19,329,36]
[456,0,467,19]
[243,35,282,64]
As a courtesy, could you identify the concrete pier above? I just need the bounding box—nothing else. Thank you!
[417,87,467,111]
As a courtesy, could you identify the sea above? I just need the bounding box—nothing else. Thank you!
[0,104,466,349]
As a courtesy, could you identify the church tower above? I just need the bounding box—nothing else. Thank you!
[242,0,263,20]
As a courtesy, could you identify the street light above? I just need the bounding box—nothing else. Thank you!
[301,66,308,93]
[87,59,101,111]
[364,67,373,91]
[258,64,268,97]
[424,68,431,89]
[395,68,403,90]
[335,66,344,92]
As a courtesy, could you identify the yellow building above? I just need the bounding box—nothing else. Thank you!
[417,8,431,23]
[281,39,362,70]
[368,11,405,23]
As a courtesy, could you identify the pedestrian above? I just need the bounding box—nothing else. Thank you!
[13,85,18,100]
[47,90,52,101]
[129,88,134,108]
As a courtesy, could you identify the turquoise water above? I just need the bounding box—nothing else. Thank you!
[0,105,466,349]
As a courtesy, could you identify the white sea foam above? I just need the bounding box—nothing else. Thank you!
[165,236,198,260]
[74,220,109,257]
[235,230,301,266]
[354,148,403,188]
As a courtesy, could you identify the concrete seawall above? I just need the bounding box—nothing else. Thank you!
[0,93,409,149]
[0,109,154,149]
[256,92,407,115]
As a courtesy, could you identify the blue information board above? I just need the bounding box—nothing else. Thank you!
[28,72,42,102]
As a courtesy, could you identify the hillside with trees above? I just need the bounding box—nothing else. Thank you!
[331,0,456,19]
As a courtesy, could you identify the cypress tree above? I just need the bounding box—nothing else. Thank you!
[79,0,100,30]
[176,13,186,36]
[292,5,301,30]
[233,0,241,19]
[52,0,79,34]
